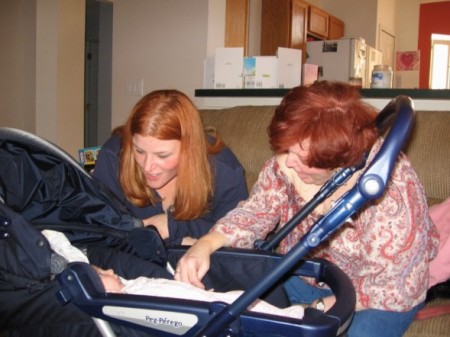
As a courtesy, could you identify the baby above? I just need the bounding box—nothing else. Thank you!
[43,229,304,319]
[94,265,304,319]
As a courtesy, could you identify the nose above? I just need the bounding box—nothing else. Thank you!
[285,152,300,169]
[104,269,119,279]
[286,153,308,172]
[143,154,157,172]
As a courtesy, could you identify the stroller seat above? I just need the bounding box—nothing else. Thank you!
[58,256,355,337]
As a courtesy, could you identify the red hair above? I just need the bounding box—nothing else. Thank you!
[269,81,379,169]
[117,89,223,220]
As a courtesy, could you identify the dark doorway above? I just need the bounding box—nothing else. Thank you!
[85,0,113,147]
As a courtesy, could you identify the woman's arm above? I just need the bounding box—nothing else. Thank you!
[175,231,230,288]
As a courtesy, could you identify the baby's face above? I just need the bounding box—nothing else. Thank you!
[94,266,123,293]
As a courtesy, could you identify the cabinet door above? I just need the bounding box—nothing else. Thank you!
[308,5,329,39]
[328,15,345,40]
[261,0,291,55]
[290,0,308,61]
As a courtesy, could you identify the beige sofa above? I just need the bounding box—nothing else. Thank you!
[199,104,450,337]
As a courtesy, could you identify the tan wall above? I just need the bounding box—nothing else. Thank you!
[0,0,37,133]
[0,0,85,158]
[111,0,210,129]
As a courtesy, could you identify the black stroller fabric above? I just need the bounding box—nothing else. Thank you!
[0,128,135,239]
[0,128,167,337]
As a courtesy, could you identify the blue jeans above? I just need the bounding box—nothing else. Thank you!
[284,276,424,337]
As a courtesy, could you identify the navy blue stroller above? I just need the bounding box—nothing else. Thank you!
[0,95,415,337]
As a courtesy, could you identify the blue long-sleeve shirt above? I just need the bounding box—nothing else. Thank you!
[93,135,248,246]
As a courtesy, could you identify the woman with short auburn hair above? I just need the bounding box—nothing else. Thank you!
[269,82,378,169]
[176,81,439,337]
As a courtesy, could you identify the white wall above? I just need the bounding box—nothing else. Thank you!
[0,0,85,158]
[111,0,210,129]
[0,0,37,133]
[206,0,226,57]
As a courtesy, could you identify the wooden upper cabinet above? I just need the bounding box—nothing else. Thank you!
[260,0,344,59]
[290,0,308,53]
[261,0,308,59]
[308,5,329,39]
[328,15,345,40]
[225,0,249,55]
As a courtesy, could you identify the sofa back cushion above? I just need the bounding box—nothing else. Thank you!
[403,110,450,205]
[200,106,449,205]
[200,106,276,191]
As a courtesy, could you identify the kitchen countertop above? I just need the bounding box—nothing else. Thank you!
[194,89,450,110]
[195,88,450,99]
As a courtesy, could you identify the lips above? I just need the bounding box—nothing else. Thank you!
[145,173,162,182]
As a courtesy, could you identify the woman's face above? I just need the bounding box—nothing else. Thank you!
[285,140,334,185]
[132,134,181,190]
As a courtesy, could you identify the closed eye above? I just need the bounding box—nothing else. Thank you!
[134,147,145,155]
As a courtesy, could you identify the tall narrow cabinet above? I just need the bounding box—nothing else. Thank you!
[260,0,308,62]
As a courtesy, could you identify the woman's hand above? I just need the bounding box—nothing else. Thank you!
[143,214,169,239]
[181,236,197,245]
[175,231,229,289]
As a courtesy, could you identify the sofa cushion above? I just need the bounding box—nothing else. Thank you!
[404,298,450,337]
[403,110,450,205]
[200,106,276,191]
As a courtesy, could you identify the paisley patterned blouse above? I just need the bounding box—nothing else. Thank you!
[213,142,439,312]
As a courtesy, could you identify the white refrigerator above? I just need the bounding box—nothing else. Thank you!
[306,38,367,87]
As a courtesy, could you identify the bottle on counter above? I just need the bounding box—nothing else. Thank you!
[371,65,393,88]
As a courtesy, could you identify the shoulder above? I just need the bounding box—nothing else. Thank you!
[96,135,122,163]
[100,134,122,153]
[210,144,244,172]
[370,138,420,183]
[250,156,291,192]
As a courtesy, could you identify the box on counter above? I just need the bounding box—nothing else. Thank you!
[277,47,302,88]
[302,63,319,86]
[214,47,244,89]
[243,56,278,89]
[204,47,302,90]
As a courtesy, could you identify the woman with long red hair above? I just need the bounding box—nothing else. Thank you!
[93,89,248,246]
